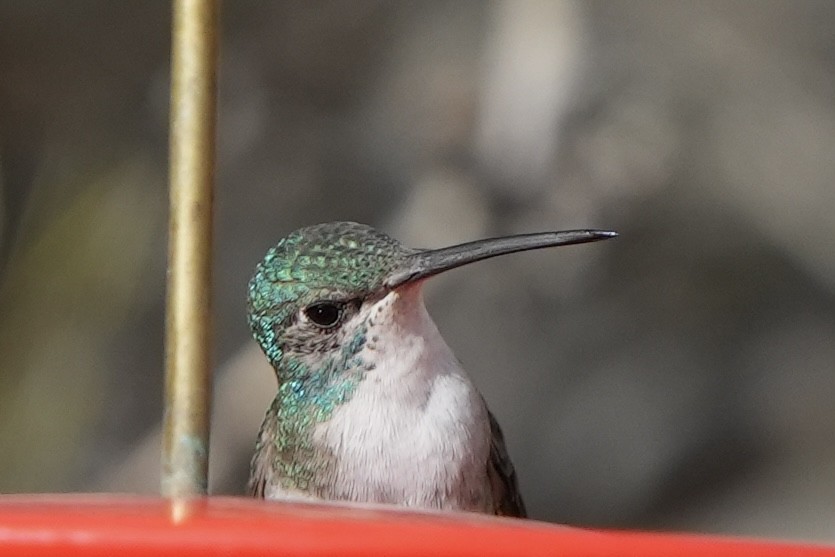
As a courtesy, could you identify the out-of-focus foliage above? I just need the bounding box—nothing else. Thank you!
[0,0,833,543]
[0,159,163,490]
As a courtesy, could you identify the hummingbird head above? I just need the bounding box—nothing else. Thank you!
[248,221,617,380]
[247,221,413,373]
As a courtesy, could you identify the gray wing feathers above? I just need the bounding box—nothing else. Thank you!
[486,410,527,517]
[248,454,268,498]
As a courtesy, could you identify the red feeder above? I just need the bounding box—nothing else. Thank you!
[0,494,832,557]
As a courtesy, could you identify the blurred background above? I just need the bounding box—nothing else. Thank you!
[1,0,834,542]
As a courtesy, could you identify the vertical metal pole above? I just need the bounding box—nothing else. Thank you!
[163,0,218,497]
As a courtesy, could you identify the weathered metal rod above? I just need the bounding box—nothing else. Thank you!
[162,0,218,497]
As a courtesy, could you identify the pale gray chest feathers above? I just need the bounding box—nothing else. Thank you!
[307,365,493,511]
[264,287,496,512]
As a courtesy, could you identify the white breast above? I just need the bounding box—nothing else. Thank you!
[313,284,493,512]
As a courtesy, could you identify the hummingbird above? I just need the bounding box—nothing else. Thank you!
[246,221,616,517]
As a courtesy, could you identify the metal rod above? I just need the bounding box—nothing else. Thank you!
[162,0,218,497]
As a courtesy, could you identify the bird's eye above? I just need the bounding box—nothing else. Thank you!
[304,302,344,329]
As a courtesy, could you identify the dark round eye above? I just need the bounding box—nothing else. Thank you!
[304,302,343,328]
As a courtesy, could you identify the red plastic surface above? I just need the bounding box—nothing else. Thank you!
[0,494,831,557]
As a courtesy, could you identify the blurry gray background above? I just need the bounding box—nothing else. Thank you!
[1,0,834,542]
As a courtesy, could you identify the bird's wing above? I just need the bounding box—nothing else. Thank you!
[247,405,279,499]
[486,409,527,517]
[247,453,268,498]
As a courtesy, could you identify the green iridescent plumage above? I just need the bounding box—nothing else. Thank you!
[247,221,412,370]
[247,222,413,493]
[254,322,370,492]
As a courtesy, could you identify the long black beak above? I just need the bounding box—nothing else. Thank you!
[385,229,617,288]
